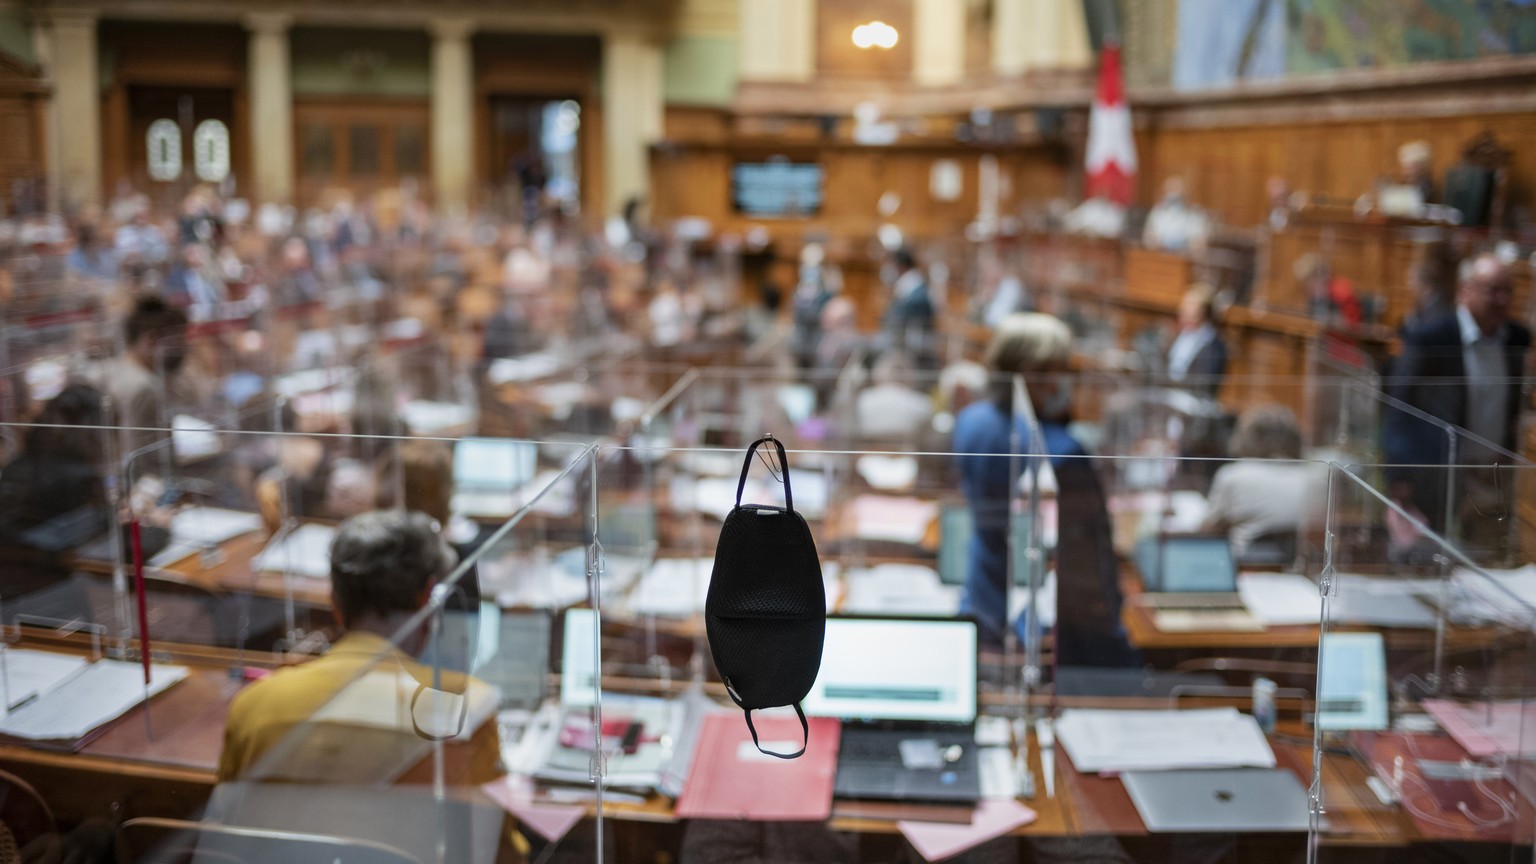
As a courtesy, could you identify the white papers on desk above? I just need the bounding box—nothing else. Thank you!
[487,353,563,385]
[401,400,476,436]
[1453,565,1536,629]
[454,470,575,520]
[842,564,960,616]
[1235,573,1321,626]
[1329,575,1440,629]
[274,367,354,399]
[0,659,188,741]
[848,495,938,545]
[487,547,646,610]
[0,649,88,718]
[625,557,714,617]
[1112,490,1210,535]
[674,473,828,521]
[856,455,919,492]
[149,508,265,568]
[1055,708,1276,773]
[171,415,221,463]
[252,523,336,579]
[173,508,264,547]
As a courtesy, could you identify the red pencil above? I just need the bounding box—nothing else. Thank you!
[129,520,152,687]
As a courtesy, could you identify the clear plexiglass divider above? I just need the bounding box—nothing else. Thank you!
[1312,462,1536,862]
[124,438,604,863]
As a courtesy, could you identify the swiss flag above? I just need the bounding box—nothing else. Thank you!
[1084,43,1137,206]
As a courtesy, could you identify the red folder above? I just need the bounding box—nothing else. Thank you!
[676,713,841,821]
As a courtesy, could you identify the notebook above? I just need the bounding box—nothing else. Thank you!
[804,616,980,804]
[538,608,680,791]
[1122,768,1311,833]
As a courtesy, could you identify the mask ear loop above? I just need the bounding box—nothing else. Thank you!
[725,677,807,759]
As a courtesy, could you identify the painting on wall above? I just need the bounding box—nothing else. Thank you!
[1286,0,1536,74]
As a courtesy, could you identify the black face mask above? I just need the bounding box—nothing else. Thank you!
[705,435,825,759]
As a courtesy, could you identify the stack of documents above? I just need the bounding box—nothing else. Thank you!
[401,400,476,436]
[149,507,265,568]
[1055,708,1275,773]
[1424,700,1536,759]
[848,495,938,545]
[252,523,336,579]
[842,564,960,616]
[622,558,715,617]
[1452,566,1536,629]
[1235,573,1321,626]
[0,654,188,742]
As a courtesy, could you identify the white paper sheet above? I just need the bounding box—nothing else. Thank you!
[848,495,938,545]
[1055,708,1276,773]
[842,564,961,616]
[1236,572,1322,626]
[402,400,476,435]
[624,558,715,617]
[855,455,919,492]
[252,523,336,579]
[0,659,188,741]
[171,507,264,548]
[487,353,563,385]
[0,649,89,718]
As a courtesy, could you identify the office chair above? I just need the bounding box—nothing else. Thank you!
[117,817,426,864]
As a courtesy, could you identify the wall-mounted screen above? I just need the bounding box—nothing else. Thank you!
[732,161,823,217]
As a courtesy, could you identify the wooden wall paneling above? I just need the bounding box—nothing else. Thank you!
[817,0,913,80]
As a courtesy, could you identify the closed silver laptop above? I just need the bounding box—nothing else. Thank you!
[1121,768,1312,833]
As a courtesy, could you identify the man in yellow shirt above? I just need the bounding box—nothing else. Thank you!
[218,510,502,786]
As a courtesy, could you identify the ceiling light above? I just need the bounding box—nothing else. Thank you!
[852,21,898,50]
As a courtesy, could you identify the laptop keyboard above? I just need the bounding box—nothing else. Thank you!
[1138,592,1247,611]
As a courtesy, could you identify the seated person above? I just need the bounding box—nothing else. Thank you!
[953,314,1136,665]
[1166,284,1226,397]
[1202,405,1320,558]
[854,352,934,442]
[0,384,111,622]
[218,510,501,785]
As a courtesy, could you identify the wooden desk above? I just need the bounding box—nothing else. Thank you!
[0,631,1496,855]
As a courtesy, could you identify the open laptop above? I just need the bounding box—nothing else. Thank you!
[1122,768,1312,832]
[803,616,981,804]
[937,506,1050,587]
[452,438,539,518]
[1134,535,1260,631]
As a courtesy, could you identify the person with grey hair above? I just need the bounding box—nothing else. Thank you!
[953,313,1136,666]
[1202,405,1320,558]
[218,510,502,785]
[1384,252,1530,545]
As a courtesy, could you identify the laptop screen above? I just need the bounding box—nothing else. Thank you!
[803,617,977,724]
[559,608,600,707]
[454,438,538,492]
[1316,631,1388,731]
[1156,536,1237,593]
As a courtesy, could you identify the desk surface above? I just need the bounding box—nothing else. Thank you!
[0,637,1462,851]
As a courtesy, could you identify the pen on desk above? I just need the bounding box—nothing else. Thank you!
[1036,717,1055,799]
[130,520,153,738]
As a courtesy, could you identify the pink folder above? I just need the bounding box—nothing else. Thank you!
[676,713,841,821]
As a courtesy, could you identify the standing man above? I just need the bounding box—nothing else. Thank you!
[1385,253,1531,551]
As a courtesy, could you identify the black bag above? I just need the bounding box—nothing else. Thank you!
[705,435,825,759]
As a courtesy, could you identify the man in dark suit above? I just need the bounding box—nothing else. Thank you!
[882,247,936,368]
[1384,253,1531,546]
[1167,285,1228,398]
